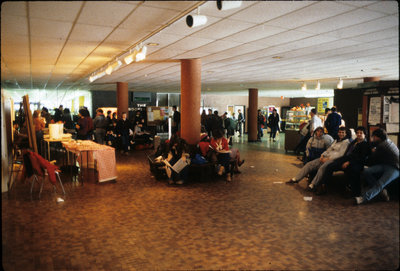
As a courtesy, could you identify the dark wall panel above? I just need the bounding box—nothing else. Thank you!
[334,88,364,129]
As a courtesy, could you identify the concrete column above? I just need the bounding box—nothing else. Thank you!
[117,82,129,118]
[248,88,258,142]
[363,77,380,82]
[180,59,201,145]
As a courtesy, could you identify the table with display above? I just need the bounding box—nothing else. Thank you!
[62,140,117,183]
[43,134,73,161]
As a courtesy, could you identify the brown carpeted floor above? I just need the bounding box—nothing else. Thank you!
[2,135,399,270]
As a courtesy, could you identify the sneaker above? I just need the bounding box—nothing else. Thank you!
[273,139,276,142]
[355,196,364,205]
[218,166,224,176]
[226,175,232,182]
[286,179,298,184]
[238,160,245,167]
[176,180,184,185]
[379,189,390,202]
[306,183,314,192]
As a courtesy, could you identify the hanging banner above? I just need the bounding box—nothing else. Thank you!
[79,96,85,107]
[71,99,75,112]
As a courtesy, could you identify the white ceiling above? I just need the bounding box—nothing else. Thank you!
[1,1,399,96]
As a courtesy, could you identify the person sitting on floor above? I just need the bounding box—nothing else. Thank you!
[132,121,153,148]
[210,129,233,182]
[355,128,399,205]
[303,126,334,163]
[312,126,370,195]
[286,127,351,191]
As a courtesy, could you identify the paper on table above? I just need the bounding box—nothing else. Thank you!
[303,197,312,201]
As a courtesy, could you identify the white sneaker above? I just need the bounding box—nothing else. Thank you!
[379,189,390,202]
[218,166,224,176]
[355,196,364,205]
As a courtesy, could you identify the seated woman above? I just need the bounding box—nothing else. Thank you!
[286,127,351,191]
[106,120,118,147]
[314,126,370,195]
[132,121,152,146]
[211,129,241,181]
[164,134,190,185]
[304,127,334,163]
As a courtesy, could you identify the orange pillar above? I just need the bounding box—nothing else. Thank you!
[117,82,129,118]
[248,88,258,142]
[180,59,201,145]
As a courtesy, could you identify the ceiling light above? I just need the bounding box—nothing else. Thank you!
[89,70,106,82]
[315,81,320,90]
[124,49,137,65]
[272,56,283,59]
[186,14,207,28]
[337,78,343,89]
[135,46,147,62]
[147,42,159,46]
[105,60,122,75]
[217,0,242,10]
[301,82,307,91]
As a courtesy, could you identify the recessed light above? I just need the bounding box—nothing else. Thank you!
[272,56,283,59]
[147,42,159,46]
[206,71,214,74]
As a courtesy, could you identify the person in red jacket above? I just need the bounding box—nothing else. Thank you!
[210,129,232,181]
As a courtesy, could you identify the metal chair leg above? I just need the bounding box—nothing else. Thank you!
[39,177,45,199]
[56,172,66,195]
[31,175,38,200]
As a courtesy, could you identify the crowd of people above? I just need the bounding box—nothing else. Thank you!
[286,126,399,205]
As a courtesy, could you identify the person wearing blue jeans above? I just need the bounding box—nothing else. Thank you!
[355,128,399,204]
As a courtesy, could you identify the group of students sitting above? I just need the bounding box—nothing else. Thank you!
[286,126,399,205]
[154,128,245,185]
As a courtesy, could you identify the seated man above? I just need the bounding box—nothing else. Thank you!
[132,121,152,146]
[286,127,351,190]
[355,128,399,204]
[315,126,370,195]
[304,126,334,163]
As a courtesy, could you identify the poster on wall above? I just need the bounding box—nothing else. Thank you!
[368,97,381,125]
[317,98,329,114]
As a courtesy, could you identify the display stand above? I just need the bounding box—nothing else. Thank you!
[22,95,38,153]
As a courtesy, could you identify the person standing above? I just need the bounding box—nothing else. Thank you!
[309,108,323,136]
[205,109,213,137]
[117,112,131,155]
[172,105,181,135]
[355,128,399,204]
[237,109,244,137]
[93,109,108,145]
[201,109,207,129]
[257,110,264,141]
[267,108,280,142]
[62,108,74,130]
[76,109,90,140]
[325,106,342,140]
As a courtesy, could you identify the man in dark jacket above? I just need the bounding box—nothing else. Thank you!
[94,108,108,145]
[172,105,180,135]
[324,106,342,140]
[355,128,399,204]
[117,112,131,155]
[267,108,280,142]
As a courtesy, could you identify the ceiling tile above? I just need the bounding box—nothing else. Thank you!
[160,15,222,37]
[142,1,197,12]
[296,7,388,35]
[146,32,185,49]
[191,18,256,40]
[121,5,180,31]
[222,24,286,43]
[29,1,83,22]
[198,1,257,18]
[251,30,314,47]
[349,27,398,42]
[69,23,114,42]
[1,1,27,17]
[364,1,399,15]
[266,1,356,29]
[106,27,151,48]
[229,1,314,24]
[167,36,214,52]
[78,1,137,27]
[30,18,73,39]
[1,15,29,37]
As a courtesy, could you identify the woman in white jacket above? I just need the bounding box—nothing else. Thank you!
[286,127,351,191]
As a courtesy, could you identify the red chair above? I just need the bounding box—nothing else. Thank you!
[22,150,66,199]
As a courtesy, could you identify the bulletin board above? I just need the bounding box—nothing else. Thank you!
[146,106,168,126]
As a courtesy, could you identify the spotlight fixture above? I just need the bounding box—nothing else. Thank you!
[89,70,106,82]
[315,80,320,90]
[337,78,343,89]
[217,0,242,10]
[186,7,207,28]
[124,49,138,65]
[135,45,147,62]
[301,82,307,91]
[105,60,122,75]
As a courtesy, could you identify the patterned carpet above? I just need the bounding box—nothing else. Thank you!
[2,136,399,270]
